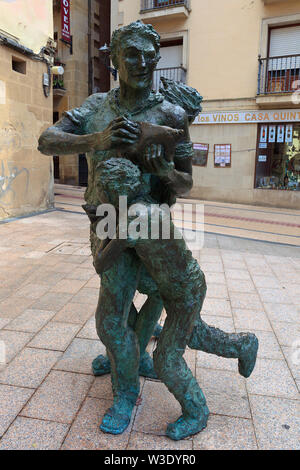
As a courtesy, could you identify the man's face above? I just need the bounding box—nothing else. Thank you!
[118,36,159,89]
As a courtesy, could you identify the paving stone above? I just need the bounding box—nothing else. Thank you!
[14,283,50,299]
[226,279,256,293]
[232,309,272,332]
[246,358,299,399]
[0,318,11,329]
[264,303,300,324]
[0,289,12,302]
[54,338,105,374]
[223,260,247,270]
[252,275,281,289]
[204,272,226,284]
[50,279,87,294]
[66,268,95,281]
[257,288,293,304]
[133,380,182,436]
[21,370,93,424]
[0,330,33,363]
[202,299,232,317]
[88,375,113,400]
[272,322,300,347]
[30,292,73,312]
[0,417,69,450]
[196,368,251,419]
[53,302,95,324]
[4,309,55,333]
[197,351,238,373]
[0,348,61,388]
[229,292,263,310]
[28,322,81,351]
[77,316,98,340]
[200,263,224,273]
[249,394,300,450]
[225,269,252,281]
[0,296,35,319]
[194,415,257,450]
[201,314,235,332]
[0,385,33,437]
[61,397,132,450]
[128,431,193,450]
[281,346,300,381]
[71,288,99,305]
[206,283,229,299]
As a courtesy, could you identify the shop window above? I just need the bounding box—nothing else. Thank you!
[255,123,300,190]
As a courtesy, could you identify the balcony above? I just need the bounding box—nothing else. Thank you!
[153,66,186,91]
[53,60,67,97]
[140,0,190,21]
[256,54,300,107]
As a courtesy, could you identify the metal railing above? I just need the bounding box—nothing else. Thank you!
[257,54,300,95]
[141,0,188,12]
[153,66,186,91]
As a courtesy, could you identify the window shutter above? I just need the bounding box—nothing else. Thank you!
[269,26,300,69]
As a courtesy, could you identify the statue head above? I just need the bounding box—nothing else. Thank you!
[96,158,144,207]
[110,21,161,90]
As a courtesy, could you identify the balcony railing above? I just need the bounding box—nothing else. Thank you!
[257,54,300,95]
[153,66,186,91]
[141,0,188,12]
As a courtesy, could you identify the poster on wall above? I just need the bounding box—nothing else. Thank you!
[277,125,285,143]
[260,125,268,143]
[269,125,276,143]
[214,144,231,168]
[192,143,209,167]
[285,124,293,143]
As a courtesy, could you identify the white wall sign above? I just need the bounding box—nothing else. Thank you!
[193,109,300,125]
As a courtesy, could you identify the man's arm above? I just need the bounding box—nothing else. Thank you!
[38,113,141,157]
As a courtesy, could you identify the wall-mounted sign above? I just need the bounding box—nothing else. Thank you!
[214,144,231,168]
[277,125,285,143]
[258,155,267,163]
[61,0,71,43]
[269,125,276,143]
[193,109,300,125]
[285,124,293,143]
[192,143,209,167]
[260,125,268,143]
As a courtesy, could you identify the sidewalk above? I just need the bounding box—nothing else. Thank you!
[0,185,299,450]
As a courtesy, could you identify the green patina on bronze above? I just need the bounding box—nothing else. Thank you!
[38,20,258,441]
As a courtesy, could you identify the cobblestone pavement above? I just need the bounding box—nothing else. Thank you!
[0,185,299,450]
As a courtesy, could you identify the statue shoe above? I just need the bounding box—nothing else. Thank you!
[166,407,209,441]
[238,333,259,378]
[139,352,158,379]
[92,354,111,376]
[100,406,131,435]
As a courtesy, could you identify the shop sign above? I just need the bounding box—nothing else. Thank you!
[193,109,300,125]
[61,0,71,43]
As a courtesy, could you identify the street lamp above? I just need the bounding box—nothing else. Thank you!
[99,43,118,81]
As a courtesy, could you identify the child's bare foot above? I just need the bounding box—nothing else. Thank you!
[166,406,209,441]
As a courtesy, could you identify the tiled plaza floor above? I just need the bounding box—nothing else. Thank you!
[0,185,299,450]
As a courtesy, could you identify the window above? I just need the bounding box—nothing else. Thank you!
[267,25,300,93]
[153,38,185,91]
[255,123,300,190]
[12,57,26,74]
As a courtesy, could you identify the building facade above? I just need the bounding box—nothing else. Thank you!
[0,0,54,220]
[112,0,300,208]
[53,0,112,186]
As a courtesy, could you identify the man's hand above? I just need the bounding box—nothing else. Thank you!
[141,144,175,177]
[94,116,141,152]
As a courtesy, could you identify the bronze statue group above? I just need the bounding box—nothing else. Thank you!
[39,21,258,441]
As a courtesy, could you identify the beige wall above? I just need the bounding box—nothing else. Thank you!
[0,0,54,219]
[115,0,300,208]
[0,0,53,54]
